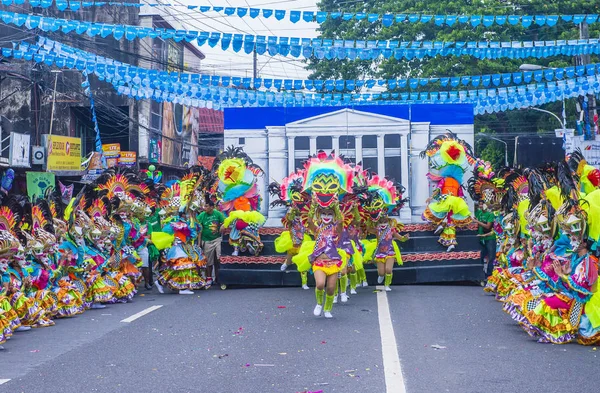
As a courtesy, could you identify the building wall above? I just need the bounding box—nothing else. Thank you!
[223,104,475,225]
[0,4,139,156]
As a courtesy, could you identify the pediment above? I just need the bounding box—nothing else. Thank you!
[285,108,409,127]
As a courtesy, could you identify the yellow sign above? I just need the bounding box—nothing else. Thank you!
[47,135,82,171]
[119,151,137,167]
[102,143,121,156]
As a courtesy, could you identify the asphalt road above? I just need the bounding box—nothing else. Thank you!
[1,285,598,393]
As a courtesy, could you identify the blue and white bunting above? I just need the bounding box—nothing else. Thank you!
[2,1,599,29]
[2,11,600,61]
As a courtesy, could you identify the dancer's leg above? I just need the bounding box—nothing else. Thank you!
[301,271,308,289]
[377,261,385,284]
[323,273,338,318]
[313,270,326,316]
[384,257,394,291]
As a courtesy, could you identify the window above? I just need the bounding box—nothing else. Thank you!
[362,157,378,173]
[239,137,246,145]
[362,135,378,148]
[295,158,306,171]
[295,136,310,151]
[339,135,355,158]
[150,101,162,132]
[384,134,401,148]
[316,136,332,150]
[385,156,402,183]
[339,135,355,149]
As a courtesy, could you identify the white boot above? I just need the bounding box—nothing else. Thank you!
[179,289,194,295]
[362,280,369,287]
[280,263,288,272]
[313,304,323,316]
[16,326,31,332]
[91,303,106,309]
[447,245,455,252]
[232,248,239,256]
[384,286,392,292]
[324,311,333,319]
[340,293,349,303]
[155,280,164,294]
[377,276,384,284]
[333,295,338,304]
[302,284,309,290]
[350,288,357,295]
[434,225,444,235]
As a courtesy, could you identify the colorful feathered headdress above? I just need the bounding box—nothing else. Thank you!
[302,151,354,208]
[357,174,407,221]
[420,131,475,183]
[213,146,263,205]
[568,149,600,194]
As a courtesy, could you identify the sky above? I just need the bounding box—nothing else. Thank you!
[141,0,320,80]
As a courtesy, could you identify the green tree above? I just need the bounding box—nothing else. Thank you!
[307,0,600,134]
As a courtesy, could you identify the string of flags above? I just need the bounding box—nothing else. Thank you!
[11,38,600,94]
[2,11,600,61]
[5,38,600,116]
[3,0,600,29]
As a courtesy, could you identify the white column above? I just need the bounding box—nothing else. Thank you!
[287,136,295,173]
[266,127,287,226]
[400,134,409,187]
[399,133,411,222]
[377,134,385,177]
[332,135,340,154]
[309,136,317,155]
[355,135,363,164]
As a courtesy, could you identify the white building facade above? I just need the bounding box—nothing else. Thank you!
[223,104,474,226]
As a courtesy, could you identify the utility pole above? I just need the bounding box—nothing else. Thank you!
[580,21,597,139]
[48,70,60,136]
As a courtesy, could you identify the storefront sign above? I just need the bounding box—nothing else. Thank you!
[46,135,82,172]
[88,151,104,170]
[149,138,161,163]
[26,172,55,200]
[102,143,120,168]
[119,151,137,167]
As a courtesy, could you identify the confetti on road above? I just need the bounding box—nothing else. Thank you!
[431,344,447,350]
[29,350,40,353]
[277,306,287,309]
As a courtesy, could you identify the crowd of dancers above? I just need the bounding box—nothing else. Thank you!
[471,150,600,345]
[271,151,408,318]
[0,147,267,349]
[3,131,599,344]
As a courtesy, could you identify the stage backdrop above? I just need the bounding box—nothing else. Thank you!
[223,104,475,225]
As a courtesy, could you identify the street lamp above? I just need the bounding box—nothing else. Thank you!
[519,64,547,71]
[477,133,509,167]
[518,63,567,129]
[524,107,566,130]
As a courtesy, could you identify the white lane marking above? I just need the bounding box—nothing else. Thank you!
[0,379,10,385]
[376,285,407,393]
[120,305,163,323]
